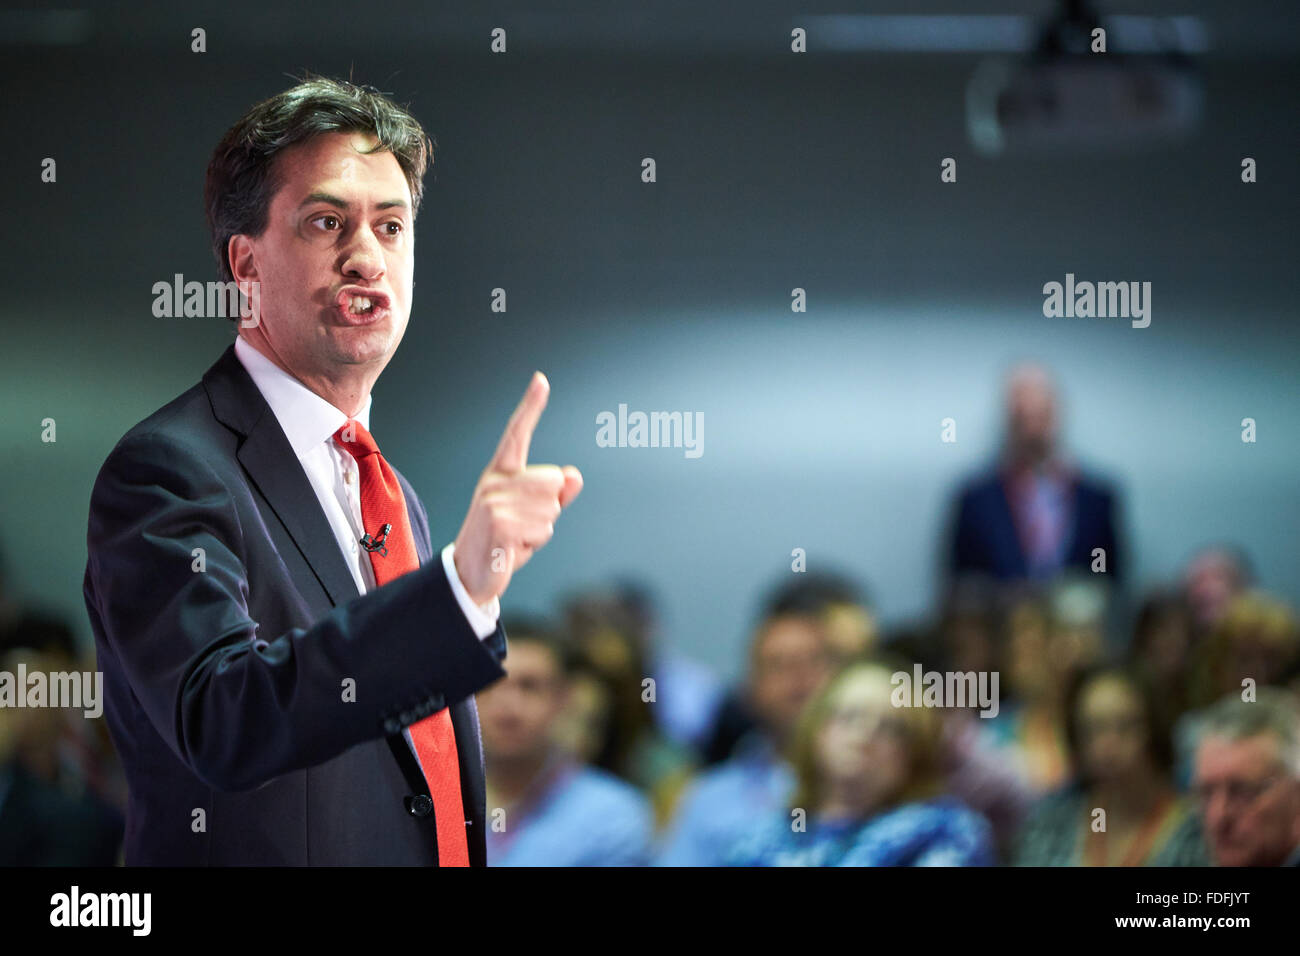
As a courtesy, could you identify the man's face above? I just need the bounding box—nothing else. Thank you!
[1193,733,1300,867]
[235,130,414,389]
[1006,374,1057,463]
[749,615,833,741]
[1184,553,1243,628]
[478,641,567,762]
[1077,676,1149,783]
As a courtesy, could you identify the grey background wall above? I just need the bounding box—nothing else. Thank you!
[2,3,1297,679]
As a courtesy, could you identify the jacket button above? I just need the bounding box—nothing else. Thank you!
[383,718,401,735]
[399,709,415,725]
[407,794,433,818]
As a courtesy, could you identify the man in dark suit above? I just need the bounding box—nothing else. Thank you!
[83,78,582,865]
[948,363,1123,584]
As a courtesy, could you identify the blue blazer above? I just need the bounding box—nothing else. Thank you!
[83,344,507,865]
[949,466,1122,583]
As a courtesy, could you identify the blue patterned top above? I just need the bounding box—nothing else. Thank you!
[724,796,996,867]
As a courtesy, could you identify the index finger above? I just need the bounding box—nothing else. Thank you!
[490,371,549,472]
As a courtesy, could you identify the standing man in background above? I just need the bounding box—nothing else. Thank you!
[948,363,1124,585]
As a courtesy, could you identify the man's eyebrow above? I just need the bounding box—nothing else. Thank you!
[298,192,409,212]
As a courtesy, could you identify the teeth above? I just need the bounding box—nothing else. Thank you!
[349,296,373,314]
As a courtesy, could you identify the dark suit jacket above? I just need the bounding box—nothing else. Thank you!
[83,343,508,865]
[949,465,1122,584]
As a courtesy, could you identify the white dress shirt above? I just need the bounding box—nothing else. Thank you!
[233,336,500,766]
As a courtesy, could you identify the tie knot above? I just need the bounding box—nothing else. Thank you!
[334,419,380,457]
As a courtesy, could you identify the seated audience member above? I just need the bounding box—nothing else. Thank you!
[701,572,874,766]
[560,593,695,825]
[1182,545,1253,639]
[0,632,124,866]
[480,618,653,866]
[1129,589,1197,732]
[1175,591,1300,787]
[986,579,1105,794]
[930,577,1034,856]
[940,575,1001,679]
[1189,591,1299,709]
[608,579,725,759]
[724,659,995,866]
[656,601,834,865]
[1013,665,1207,866]
[1191,689,1300,867]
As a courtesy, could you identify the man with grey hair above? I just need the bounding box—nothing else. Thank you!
[1191,689,1300,866]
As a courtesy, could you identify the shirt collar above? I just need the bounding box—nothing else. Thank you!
[234,336,372,459]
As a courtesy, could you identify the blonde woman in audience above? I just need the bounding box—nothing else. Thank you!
[725,659,994,866]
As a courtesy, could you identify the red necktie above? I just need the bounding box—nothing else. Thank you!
[334,419,470,867]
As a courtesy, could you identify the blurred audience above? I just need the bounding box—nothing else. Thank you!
[1130,589,1197,735]
[480,617,653,866]
[1182,545,1253,638]
[558,593,695,825]
[1188,590,1299,711]
[948,363,1124,585]
[701,572,875,766]
[608,578,724,757]
[725,659,995,866]
[656,595,834,865]
[1013,664,1207,866]
[929,577,1035,856]
[985,578,1107,794]
[1175,591,1300,787]
[0,616,123,866]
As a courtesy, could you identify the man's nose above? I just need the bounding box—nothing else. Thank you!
[339,226,386,280]
[1204,790,1232,827]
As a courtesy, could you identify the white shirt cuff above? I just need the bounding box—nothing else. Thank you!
[441,542,500,640]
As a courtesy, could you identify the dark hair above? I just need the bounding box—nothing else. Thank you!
[204,75,434,286]
[764,570,869,618]
[1131,588,1193,654]
[1063,662,1175,783]
[0,611,79,661]
[499,615,578,678]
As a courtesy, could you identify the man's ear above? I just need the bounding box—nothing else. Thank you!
[228,234,259,284]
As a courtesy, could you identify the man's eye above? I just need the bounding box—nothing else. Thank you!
[382,221,404,236]
[311,214,342,231]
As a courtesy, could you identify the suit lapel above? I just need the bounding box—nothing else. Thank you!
[202,343,360,608]
[203,343,485,861]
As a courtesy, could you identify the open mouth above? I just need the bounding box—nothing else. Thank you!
[335,287,391,323]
